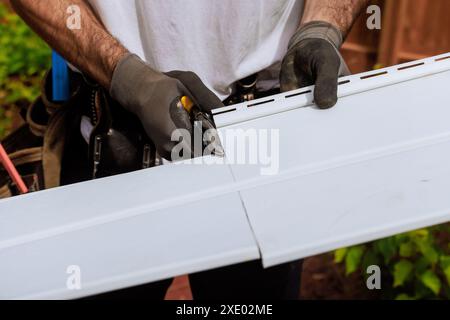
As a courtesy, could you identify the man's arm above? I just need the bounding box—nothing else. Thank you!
[10,0,128,88]
[301,0,368,38]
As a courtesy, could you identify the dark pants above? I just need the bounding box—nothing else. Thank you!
[85,260,303,300]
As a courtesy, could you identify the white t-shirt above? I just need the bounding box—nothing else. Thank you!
[88,0,304,100]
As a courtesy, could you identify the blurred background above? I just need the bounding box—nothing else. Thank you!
[1,0,450,300]
[342,0,450,71]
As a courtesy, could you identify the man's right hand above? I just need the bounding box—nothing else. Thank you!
[110,54,223,160]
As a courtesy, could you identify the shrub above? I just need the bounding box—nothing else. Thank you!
[0,3,51,138]
[335,224,450,299]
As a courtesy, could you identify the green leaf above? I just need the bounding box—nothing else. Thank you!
[419,244,439,265]
[399,242,415,258]
[414,256,431,275]
[440,256,450,286]
[361,249,380,275]
[374,238,397,264]
[410,229,429,238]
[443,266,450,287]
[440,255,450,269]
[393,260,414,287]
[395,293,415,300]
[334,248,348,263]
[410,230,436,262]
[345,246,365,275]
[420,270,441,296]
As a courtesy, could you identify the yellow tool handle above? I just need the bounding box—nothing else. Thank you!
[181,96,225,157]
[180,96,195,113]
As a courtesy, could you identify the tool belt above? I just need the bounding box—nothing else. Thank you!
[0,69,82,198]
[0,69,158,199]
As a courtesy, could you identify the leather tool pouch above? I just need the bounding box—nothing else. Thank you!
[0,125,43,198]
[85,82,158,179]
[0,69,81,198]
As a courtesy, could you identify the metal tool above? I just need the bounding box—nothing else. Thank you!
[180,96,225,157]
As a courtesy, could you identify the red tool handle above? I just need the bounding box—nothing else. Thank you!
[0,143,28,194]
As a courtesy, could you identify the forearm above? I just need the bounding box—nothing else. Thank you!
[10,0,128,88]
[301,0,368,38]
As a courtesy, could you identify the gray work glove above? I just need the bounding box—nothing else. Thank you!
[280,21,350,109]
[110,54,223,160]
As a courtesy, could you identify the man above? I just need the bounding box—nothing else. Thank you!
[11,0,367,299]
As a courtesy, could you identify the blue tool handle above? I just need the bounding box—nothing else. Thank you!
[51,51,70,102]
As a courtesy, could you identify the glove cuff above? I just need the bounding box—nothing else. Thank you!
[288,21,343,51]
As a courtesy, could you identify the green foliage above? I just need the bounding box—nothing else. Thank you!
[0,3,51,138]
[345,246,365,275]
[441,255,450,285]
[0,105,12,138]
[393,260,413,287]
[334,225,450,299]
[420,270,441,295]
[334,248,348,263]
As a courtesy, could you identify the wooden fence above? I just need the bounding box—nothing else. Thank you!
[343,0,450,72]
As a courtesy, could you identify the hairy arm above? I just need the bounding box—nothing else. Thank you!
[10,0,128,88]
[301,0,368,38]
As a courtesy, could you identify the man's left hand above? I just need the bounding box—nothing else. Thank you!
[280,21,350,109]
